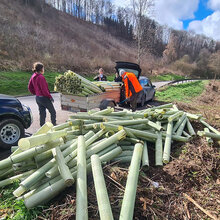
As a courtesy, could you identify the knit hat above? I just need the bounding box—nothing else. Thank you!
[119,69,125,76]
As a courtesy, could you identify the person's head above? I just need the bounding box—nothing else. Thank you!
[32,62,44,74]
[99,68,104,76]
[119,69,125,77]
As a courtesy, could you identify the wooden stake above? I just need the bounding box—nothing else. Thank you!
[183,193,218,220]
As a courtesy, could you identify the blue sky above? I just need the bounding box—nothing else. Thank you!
[183,0,213,29]
[113,0,220,41]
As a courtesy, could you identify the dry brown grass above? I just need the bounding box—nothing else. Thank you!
[0,0,139,74]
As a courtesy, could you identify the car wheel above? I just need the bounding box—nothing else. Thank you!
[151,92,155,101]
[0,119,24,150]
[141,94,146,107]
[99,100,115,110]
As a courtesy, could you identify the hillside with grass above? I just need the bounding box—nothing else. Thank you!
[0,0,139,74]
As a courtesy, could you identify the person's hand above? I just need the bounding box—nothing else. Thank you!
[50,97,54,103]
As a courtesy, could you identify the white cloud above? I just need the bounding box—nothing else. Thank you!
[188,11,220,40]
[153,0,199,30]
[208,0,220,10]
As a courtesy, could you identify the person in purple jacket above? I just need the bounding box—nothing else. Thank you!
[28,62,56,126]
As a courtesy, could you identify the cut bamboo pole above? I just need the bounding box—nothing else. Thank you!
[0,170,35,188]
[142,142,149,169]
[119,143,143,220]
[200,120,220,135]
[197,131,220,140]
[18,130,67,151]
[173,114,187,133]
[76,136,88,220]
[52,147,74,186]
[176,118,187,136]
[24,178,73,209]
[155,122,163,166]
[91,155,114,220]
[186,118,196,136]
[204,128,213,145]
[163,121,173,163]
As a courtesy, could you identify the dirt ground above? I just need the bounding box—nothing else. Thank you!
[31,81,220,219]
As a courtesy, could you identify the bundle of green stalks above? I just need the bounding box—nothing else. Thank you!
[54,70,103,96]
[93,81,122,92]
[0,104,218,218]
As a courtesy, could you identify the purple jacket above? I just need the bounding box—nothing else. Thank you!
[28,73,52,99]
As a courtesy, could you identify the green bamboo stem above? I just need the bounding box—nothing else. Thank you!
[67,130,126,168]
[76,136,88,220]
[200,120,220,135]
[186,118,196,136]
[0,168,14,180]
[204,128,213,145]
[155,129,163,166]
[182,131,191,138]
[13,157,58,197]
[197,130,220,140]
[168,111,183,122]
[120,145,134,151]
[176,118,187,136]
[91,108,114,116]
[24,178,73,209]
[120,127,158,141]
[119,143,143,220]
[0,170,35,188]
[186,112,202,120]
[91,154,114,220]
[46,130,104,179]
[24,147,122,208]
[52,121,72,131]
[62,131,94,157]
[142,142,149,168]
[18,130,67,151]
[119,140,132,146]
[96,144,118,158]
[163,121,173,163]
[52,147,74,186]
[0,138,63,170]
[111,156,132,163]
[12,120,53,156]
[11,146,19,153]
[173,114,187,133]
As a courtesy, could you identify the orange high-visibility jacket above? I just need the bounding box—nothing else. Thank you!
[122,72,143,98]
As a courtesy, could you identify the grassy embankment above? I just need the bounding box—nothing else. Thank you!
[156,80,206,102]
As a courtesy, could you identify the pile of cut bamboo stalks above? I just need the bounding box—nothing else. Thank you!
[54,70,103,96]
[0,103,218,219]
[93,81,122,92]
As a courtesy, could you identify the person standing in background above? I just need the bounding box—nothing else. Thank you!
[94,68,107,81]
[28,62,56,126]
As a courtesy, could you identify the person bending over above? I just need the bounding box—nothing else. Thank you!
[119,69,143,112]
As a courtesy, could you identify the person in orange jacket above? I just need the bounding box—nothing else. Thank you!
[119,69,143,111]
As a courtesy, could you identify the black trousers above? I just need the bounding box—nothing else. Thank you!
[130,91,141,112]
[36,96,56,126]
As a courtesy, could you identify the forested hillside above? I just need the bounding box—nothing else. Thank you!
[0,0,138,73]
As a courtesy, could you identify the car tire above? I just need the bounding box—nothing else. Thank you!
[141,94,146,107]
[99,100,115,110]
[0,119,24,150]
[151,92,155,101]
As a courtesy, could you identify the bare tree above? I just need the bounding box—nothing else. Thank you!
[131,0,154,65]
[208,50,220,80]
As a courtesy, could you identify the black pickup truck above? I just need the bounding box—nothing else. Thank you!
[0,94,32,149]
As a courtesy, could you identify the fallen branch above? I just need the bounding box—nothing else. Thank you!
[183,193,218,220]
